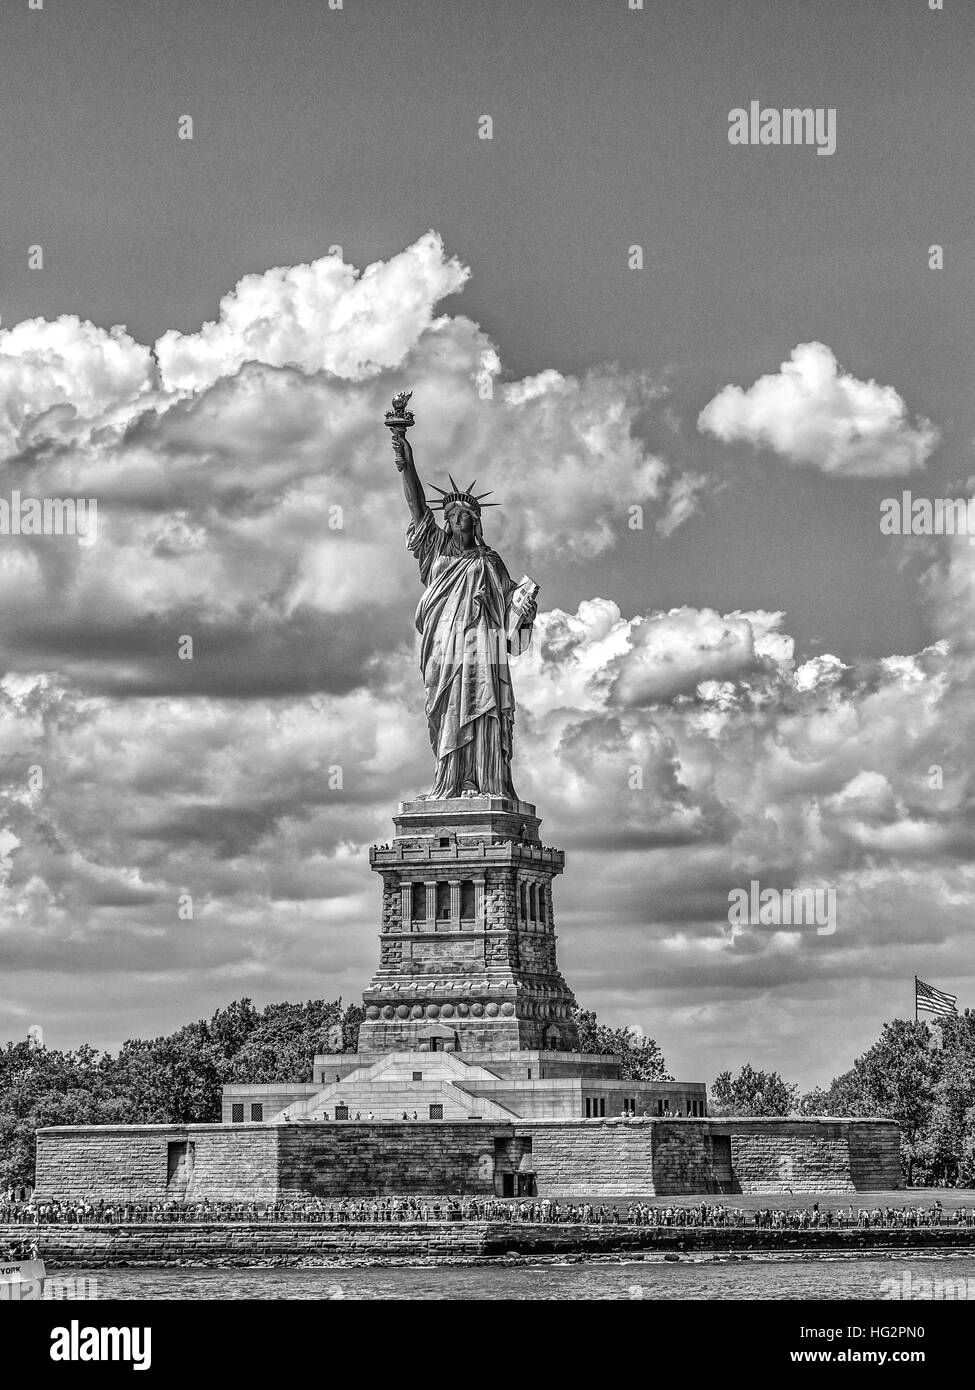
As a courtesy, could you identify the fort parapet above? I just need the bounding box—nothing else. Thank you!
[35,1117,901,1203]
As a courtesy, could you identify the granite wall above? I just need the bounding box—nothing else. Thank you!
[6,1222,961,1269]
[720,1119,904,1194]
[34,1125,283,1204]
[275,1122,506,1196]
[35,1123,509,1202]
[522,1120,656,1195]
[34,1116,903,1202]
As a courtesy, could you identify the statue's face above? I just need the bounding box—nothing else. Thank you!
[448,506,475,544]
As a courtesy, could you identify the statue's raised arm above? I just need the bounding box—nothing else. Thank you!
[385,391,427,524]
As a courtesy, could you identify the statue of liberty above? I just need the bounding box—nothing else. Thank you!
[385,393,537,801]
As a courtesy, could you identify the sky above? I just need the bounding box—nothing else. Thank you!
[0,0,973,1090]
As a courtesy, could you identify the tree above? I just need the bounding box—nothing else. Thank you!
[341,1002,365,1054]
[710,1063,799,1116]
[109,1024,225,1123]
[920,1012,975,1186]
[0,1041,126,1188]
[224,1000,346,1084]
[207,998,260,1058]
[0,995,361,1186]
[800,1019,939,1183]
[572,1008,672,1081]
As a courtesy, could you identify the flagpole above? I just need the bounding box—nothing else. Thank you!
[914,976,918,1024]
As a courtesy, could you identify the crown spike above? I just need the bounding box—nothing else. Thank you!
[427,477,503,514]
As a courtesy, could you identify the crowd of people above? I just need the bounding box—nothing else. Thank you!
[2,1238,39,1261]
[2,1196,973,1228]
[614,1201,975,1230]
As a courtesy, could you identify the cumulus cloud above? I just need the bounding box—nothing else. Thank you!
[154,232,471,392]
[697,341,939,476]
[0,316,154,460]
[606,606,794,707]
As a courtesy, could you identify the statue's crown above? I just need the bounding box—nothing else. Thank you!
[427,475,500,516]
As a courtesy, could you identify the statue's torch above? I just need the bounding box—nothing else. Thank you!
[384,390,414,471]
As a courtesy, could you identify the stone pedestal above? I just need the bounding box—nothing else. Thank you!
[359,796,579,1054]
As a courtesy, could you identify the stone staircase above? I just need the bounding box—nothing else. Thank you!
[275,1052,518,1123]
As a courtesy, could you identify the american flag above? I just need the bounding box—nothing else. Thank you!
[915,976,958,1019]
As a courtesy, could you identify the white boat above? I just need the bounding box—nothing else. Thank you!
[0,1256,46,1300]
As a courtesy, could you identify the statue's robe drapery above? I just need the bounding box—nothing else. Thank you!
[408,508,532,799]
